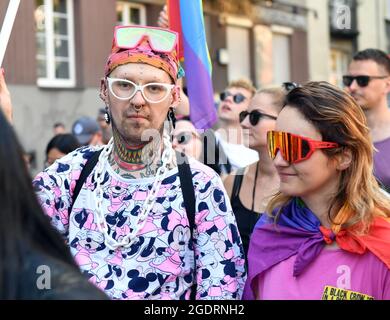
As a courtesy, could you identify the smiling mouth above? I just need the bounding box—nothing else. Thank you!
[279,172,296,177]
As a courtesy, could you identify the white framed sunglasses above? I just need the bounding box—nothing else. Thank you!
[106,77,175,103]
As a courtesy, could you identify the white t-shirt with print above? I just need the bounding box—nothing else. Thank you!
[33,146,246,300]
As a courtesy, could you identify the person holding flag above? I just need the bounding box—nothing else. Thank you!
[166,0,217,130]
[0,0,21,124]
[0,68,12,123]
[160,2,258,175]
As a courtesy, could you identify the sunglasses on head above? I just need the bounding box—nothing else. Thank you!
[282,82,300,91]
[342,75,388,88]
[114,25,178,53]
[239,110,277,126]
[220,91,247,104]
[267,131,339,164]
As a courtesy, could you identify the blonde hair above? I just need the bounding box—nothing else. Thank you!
[256,87,286,111]
[266,81,390,234]
[227,78,256,97]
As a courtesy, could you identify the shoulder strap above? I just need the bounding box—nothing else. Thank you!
[176,152,197,300]
[231,168,245,199]
[69,149,103,213]
[177,155,196,233]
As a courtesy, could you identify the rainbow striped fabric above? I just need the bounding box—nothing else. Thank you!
[168,0,217,129]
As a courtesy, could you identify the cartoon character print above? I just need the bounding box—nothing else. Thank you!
[72,208,98,230]
[158,275,192,300]
[68,167,82,196]
[34,149,247,300]
[54,195,71,226]
[88,237,150,299]
[89,249,128,299]
[48,174,63,199]
[106,178,132,213]
[87,261,124,299]
[196,269,237,300]
[70,230,105,270]
[72,206,131,245]
[197,182,229,216]
[137,204,167,238]
[151,224,190,275]
[34,175,63,220]
[136,177,181,238]
[123,267,159,300]
[69,168,97,196]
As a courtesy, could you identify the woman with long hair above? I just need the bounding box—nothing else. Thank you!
[0,108,106,299]
[244,82,390,300]
[223,88,284,258]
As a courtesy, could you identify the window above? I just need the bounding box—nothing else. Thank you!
[35,0,75,87]
[227,25,251,82]
[116,1,146,26]
[272,29,292,85]
[329,48,349,88]
[387,0,390,53]
[204,14,211,46]
[387,0,390,19]
[386,21,390,54]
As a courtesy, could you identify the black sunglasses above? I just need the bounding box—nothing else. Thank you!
[239,110,277,126]
[342,75,388,88]
[220,91,246,104]
[172,132,198,145]
[282,82,300,91]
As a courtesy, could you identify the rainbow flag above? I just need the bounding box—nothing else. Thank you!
[168,0,217,129]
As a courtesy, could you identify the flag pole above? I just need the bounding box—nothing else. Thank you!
[0,0,21,67]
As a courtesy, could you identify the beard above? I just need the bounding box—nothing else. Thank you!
[350,93,369,109]
[111,117,167,148]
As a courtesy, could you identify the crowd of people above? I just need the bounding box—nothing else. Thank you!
[0,19,389,300]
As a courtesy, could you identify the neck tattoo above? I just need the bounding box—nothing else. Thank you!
[112,128,147,171]
[110,126,163,178]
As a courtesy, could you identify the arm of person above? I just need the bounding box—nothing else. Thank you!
[194,172,246,300]
[32,148,93,239]
[157,4,169,28]
[33,165,72,238]
[222,172,235,199]
[0,69,13,124]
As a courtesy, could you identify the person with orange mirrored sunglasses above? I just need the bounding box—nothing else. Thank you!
[244,82,390,300]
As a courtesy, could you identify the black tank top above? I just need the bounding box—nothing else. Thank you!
[230,168,261,259]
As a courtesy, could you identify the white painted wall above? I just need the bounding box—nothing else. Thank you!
[11,85,102,175]
[306,0,331,81]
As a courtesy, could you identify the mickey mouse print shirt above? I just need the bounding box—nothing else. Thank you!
[33,146,246,300]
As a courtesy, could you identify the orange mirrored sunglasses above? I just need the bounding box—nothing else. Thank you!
[267,130,339,164]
